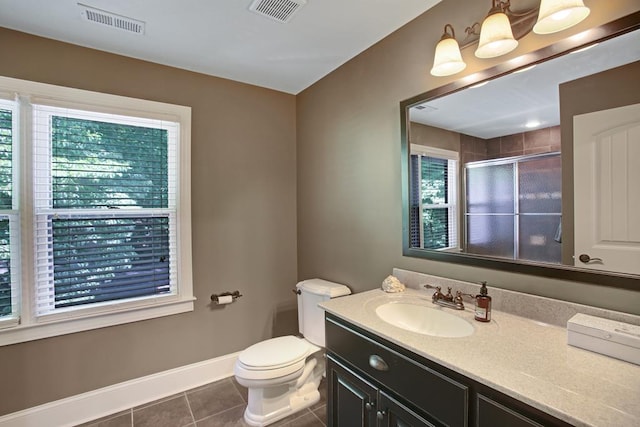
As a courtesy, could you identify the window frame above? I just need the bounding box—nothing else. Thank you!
[0,76,193,346]
[410,144,460,251]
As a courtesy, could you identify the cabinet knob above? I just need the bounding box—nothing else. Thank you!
[368,354,389,371]
[376,410,386,420]
[365,401,375,411]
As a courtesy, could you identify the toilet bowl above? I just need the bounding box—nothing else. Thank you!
[234,279,350,427]
[234,336,324,426]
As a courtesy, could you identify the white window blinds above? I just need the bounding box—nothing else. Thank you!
[32,104,179,317]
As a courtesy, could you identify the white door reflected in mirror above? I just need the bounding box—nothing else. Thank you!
[573,103,640,275]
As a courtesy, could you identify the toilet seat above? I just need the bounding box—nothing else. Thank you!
[239,336,311,369]
[235,336,318,381]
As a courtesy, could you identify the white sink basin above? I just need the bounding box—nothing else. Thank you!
[375,302,474,338]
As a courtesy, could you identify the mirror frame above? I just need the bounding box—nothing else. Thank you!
[400,11,640,291]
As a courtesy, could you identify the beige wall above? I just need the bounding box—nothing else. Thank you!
[0,29,297,415]
[410,122,460,152]
[297,0,640,312]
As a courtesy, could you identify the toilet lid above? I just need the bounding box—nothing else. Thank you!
[238,336,311,370]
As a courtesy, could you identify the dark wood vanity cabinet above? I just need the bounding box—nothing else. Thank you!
[327,355,377,427]
[327,354,436,427]
[476,394,545,427]
[325,314,574,427]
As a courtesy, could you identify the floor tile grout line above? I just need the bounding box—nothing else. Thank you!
[284,408,314,425]
[132,392,183,412]
[197,402,248,424]
[183,391,197,426]
[231,378,248,404]
[309,407,326,427]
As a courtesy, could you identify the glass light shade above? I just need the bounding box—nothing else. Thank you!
[430,37,467,77]
[533,0,590,34]
[475,12,518,59]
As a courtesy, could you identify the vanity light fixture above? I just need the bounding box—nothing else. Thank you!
[533,0,590,34]
[430,24,467,77]
[430,0,592,77]
[475,0,519,59]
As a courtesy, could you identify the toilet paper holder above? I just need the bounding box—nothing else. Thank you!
[210,290,242,305]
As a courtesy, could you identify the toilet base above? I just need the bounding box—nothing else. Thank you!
[240,354,325,426]
[243,384,320,426]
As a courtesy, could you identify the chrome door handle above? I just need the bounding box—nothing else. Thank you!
[365,400,375,411]
[376,410,386,420]
[368,354,389,371]
[578,254,603,264]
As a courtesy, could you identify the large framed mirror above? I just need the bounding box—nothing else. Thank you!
[400,11,640,290]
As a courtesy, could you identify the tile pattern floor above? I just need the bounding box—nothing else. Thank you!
[76,377,327,427]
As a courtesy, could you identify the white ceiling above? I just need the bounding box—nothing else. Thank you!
[410,29,640,139]
[0,0,441,94]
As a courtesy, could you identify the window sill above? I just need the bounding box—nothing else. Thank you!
[0,298,195,347]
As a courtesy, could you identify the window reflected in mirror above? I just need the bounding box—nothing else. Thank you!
[409,145,459,251]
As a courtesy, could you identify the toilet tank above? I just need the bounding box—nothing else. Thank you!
[296,279,351,347]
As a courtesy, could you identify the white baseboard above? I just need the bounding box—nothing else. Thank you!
[0,351,240,427]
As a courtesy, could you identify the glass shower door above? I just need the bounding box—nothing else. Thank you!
[465,162,515,258]
[518,155,562,263]
[464,153,562,263]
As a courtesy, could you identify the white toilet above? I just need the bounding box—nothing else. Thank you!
[234,278,351,426]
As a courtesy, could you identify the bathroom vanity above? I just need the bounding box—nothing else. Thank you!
[325,313,570,426]
[320,288,640,427]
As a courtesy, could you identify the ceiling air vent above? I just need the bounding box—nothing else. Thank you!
[413,104,438,113]
[249,0,307,23]
[79,3,145,35]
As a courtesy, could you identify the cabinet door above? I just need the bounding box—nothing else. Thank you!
[378,390,438,427]
[477,394,544,427]
[327,355,377,427]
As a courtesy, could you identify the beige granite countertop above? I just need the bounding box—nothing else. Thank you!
[320,288,640,427]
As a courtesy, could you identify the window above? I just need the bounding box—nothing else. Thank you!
[0,99,18,325]
[410,145,459,250]
[0,76,193,345]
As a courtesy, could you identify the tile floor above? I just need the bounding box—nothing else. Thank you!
[75,377,327,427]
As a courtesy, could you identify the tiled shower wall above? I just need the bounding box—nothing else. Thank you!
[461,125,561,165]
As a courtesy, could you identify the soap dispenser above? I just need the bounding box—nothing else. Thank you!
[474,282,492,322]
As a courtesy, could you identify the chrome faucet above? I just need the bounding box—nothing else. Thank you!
[423,284,466,310]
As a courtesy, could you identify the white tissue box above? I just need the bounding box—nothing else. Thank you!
[567,313,640,366]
